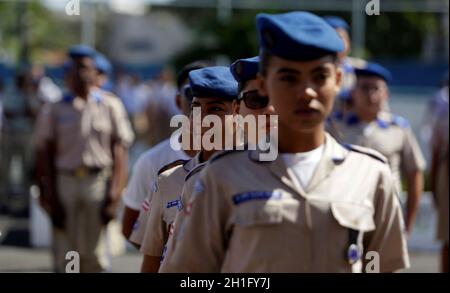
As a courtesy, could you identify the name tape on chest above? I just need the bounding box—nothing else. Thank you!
[232,190,282,205]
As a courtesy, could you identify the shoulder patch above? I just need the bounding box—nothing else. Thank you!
[185,163,207,182]
[392,115,410,128]
[157,159,189,176]
[344,143,388,164]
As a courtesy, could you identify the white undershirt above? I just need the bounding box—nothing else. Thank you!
[282,144,325,189]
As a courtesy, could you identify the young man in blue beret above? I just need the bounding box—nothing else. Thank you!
[162,11,409,273]
[138,66,239,272]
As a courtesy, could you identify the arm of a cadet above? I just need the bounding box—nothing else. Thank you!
[405,169,424,235]
[141,255,161,273]
[161,169,230,272]
[122,207,140,239]
[402,128,426,235]
[140,184,166,273]
[102,145,129,226]
[429,120,443,207]
[33,105,57,215]
[121,155,151,239]
[158,187,186,273]
[430,147,440,206]
[364,165,410,273]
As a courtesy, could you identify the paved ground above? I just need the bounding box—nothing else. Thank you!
[0,214,442,273]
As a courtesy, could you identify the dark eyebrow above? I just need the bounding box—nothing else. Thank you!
[276,67,301,75]
[310,64,332,74]
[206,101,227,106]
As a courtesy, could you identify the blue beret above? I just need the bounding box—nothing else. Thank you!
[323,16,349,31]
[94,53,112,75]
[230,56,260,83]
[354,62,392,83]
[189,66,238,101]
[68,44,96,58]
[256,12,345,61]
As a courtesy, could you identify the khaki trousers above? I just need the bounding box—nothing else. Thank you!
[55,171,109,273]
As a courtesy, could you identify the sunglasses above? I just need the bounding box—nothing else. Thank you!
[239,90,269,110]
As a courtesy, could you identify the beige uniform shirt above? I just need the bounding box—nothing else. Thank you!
[139,156,201,256]
[162,134,409,273]
[129,158,189,246]
[34,89,134,170]
[158,159,208,272]
[330,111,426,192]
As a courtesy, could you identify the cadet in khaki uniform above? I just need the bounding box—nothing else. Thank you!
[430,85,449,273]
[139,156,201,272]
[34,45,134,272]
[230,56,275,146]
[158,57,274,273]
[330,62,426,235]
[161,12,409,273]
[121,62,208,240]
[126,62,210,247]
[139,66,240,272]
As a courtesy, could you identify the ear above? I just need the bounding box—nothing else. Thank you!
[232,99,240,115]
[256,72,269,97]
[335,66,344,91]
[382,87,390,105]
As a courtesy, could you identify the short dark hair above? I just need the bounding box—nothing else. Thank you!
[238,80,250,94]
[259,49,273,77]
[176,61,211,90]
[259,49,339,76]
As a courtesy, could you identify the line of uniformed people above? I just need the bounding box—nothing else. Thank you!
[35,10,447,273]
[124,11,443,273]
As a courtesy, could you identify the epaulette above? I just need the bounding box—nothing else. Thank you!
[185,163,207,182]
[343,143,388,164]
[392,115,410,128]
[157,159,189,176]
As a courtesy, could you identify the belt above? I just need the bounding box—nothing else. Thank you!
[58,166,105,178]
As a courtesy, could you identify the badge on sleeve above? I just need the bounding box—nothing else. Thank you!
[194,179,204,194]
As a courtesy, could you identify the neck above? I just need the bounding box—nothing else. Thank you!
[357,111,377,123]
[278,125,326,153]
[180,134,198,158]
[73,87,90,100]
[184,149,197,158]
[200,150,216,162]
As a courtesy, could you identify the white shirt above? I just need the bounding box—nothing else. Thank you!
[122,136,190,210]
[282,144,325,189]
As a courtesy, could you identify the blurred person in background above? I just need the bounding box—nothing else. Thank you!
[0,70,35,214]
[330,62,426,235]
[324,16,367,119]
[429,74,449,273]
[31,62,62,106]
[145,66,179,146]
[93,53,114,93]
[116,74,153,150]
[34,44,134,272]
